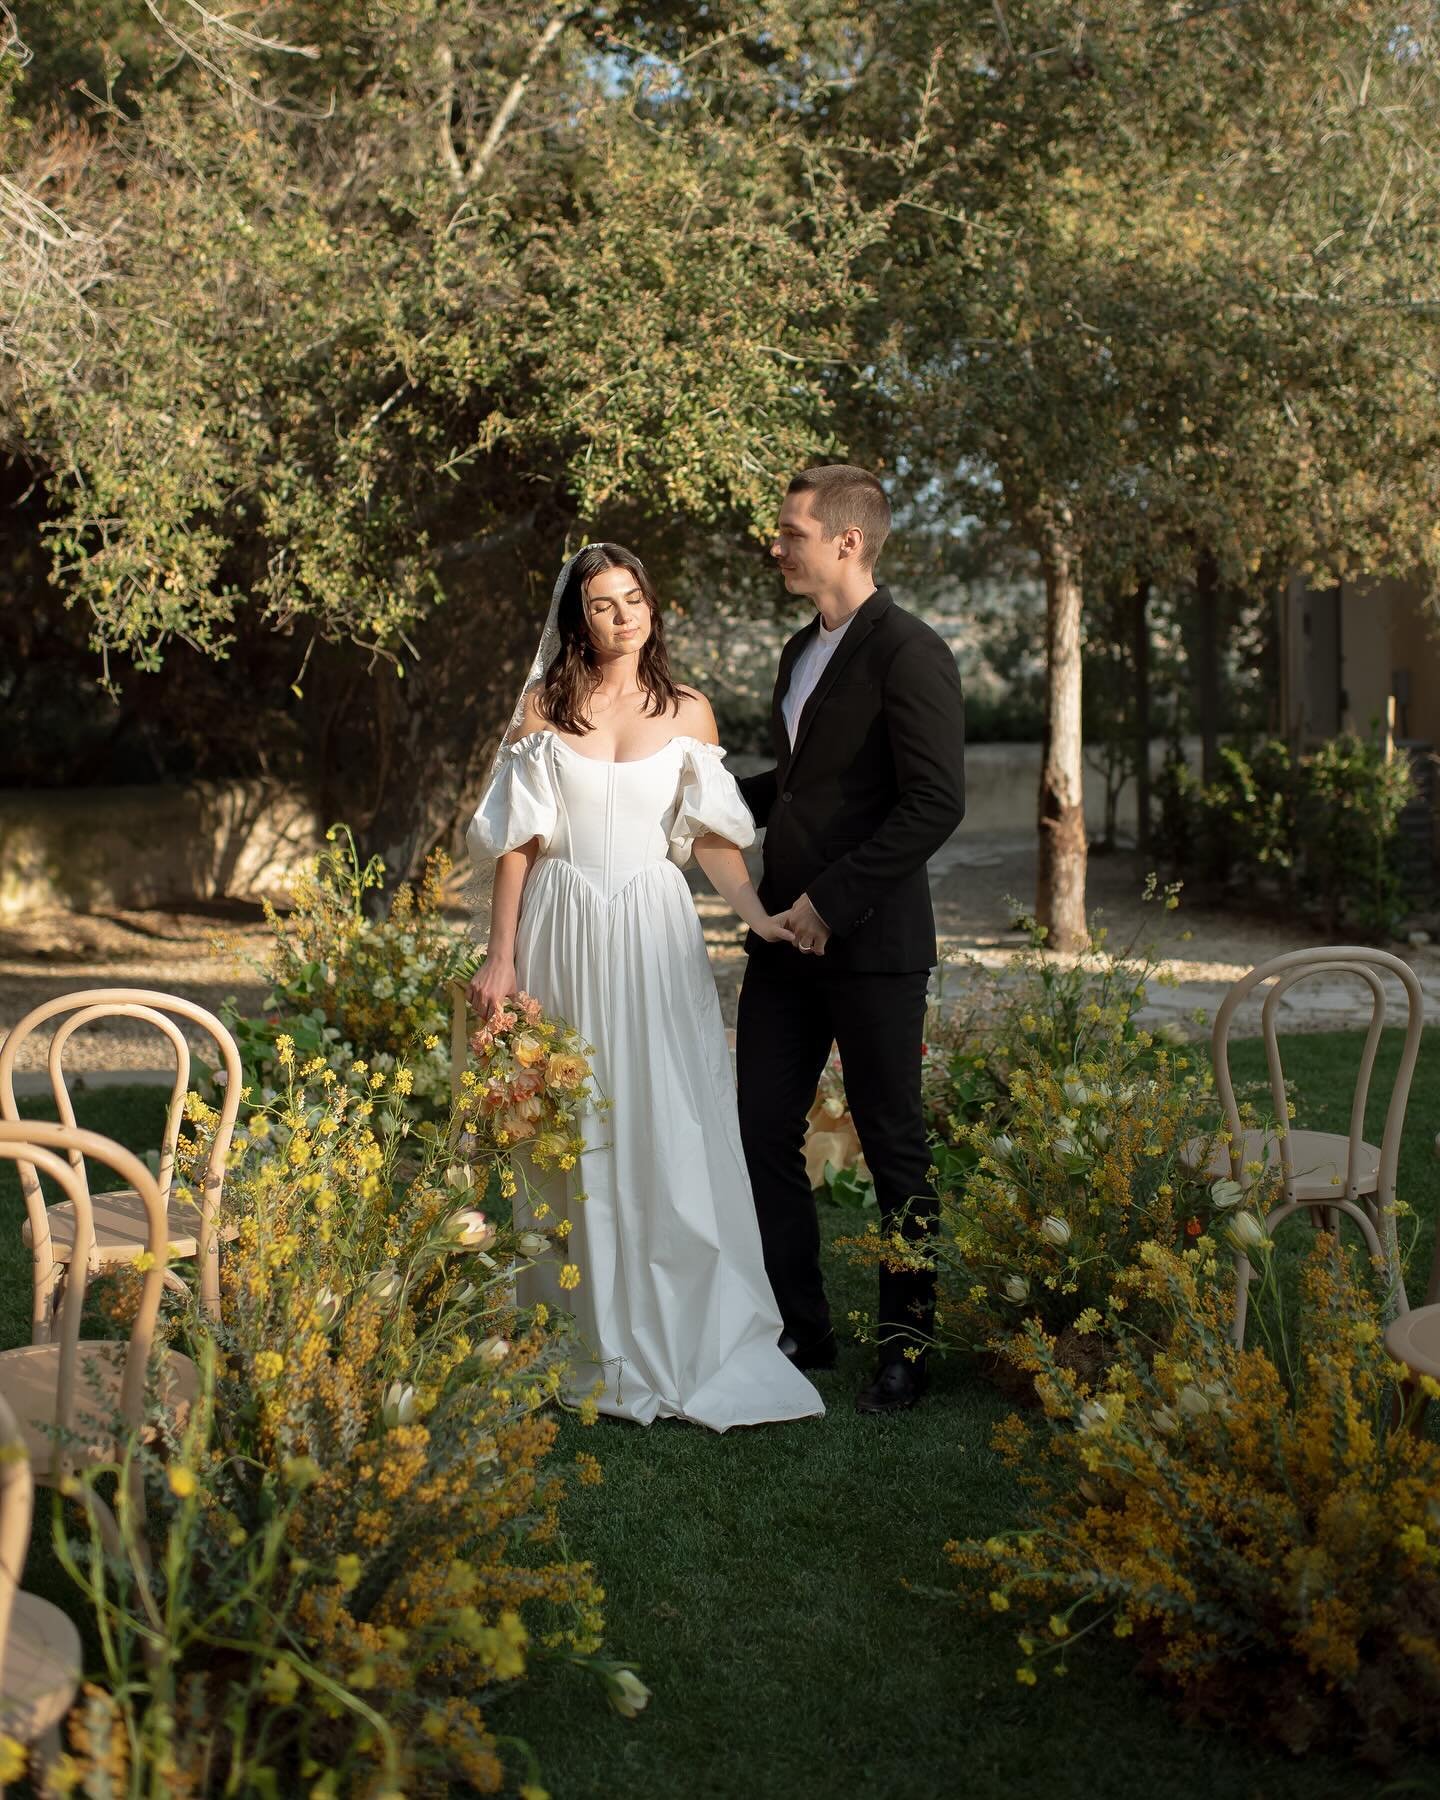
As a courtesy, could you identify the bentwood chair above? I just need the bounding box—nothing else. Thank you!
[0,1121,201,1551]
[0,1390,81,1794]
[0,990,242,1342]
[1184,947,1424,1345]
[1381,1134,1440,1427]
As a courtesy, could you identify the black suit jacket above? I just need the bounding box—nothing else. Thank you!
[737,586,966,974]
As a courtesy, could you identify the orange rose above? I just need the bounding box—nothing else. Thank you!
[546,1052,589,1090]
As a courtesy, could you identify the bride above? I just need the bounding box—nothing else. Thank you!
[466,545,824,1431]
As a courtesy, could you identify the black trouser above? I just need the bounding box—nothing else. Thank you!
[736,957,936,1364]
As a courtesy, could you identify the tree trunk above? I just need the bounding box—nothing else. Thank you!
[1133,576,1152,853]
[1195,546,1221,783]
[1036,517,1088,951]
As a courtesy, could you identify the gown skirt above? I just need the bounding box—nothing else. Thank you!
[467,730,824,1431]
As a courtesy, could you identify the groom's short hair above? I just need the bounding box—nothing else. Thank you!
[788,464,891,569]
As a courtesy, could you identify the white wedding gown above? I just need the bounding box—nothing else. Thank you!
[467,731,824,1432]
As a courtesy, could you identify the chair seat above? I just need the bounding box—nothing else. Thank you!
[21,1186,237,1263]
[1385,1304,1440,1381]
[1182,1128,1381,1201]
[0,1589,81,1743]
[0,1340,201,1477]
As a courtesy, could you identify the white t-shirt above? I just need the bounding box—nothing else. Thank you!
[782,613,856,747]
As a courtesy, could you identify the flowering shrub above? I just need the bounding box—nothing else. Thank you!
[45,1047,630,1797]
[846,1030,1224,1372]
[840,887,1228,1375]
[922,886,1192,1198]
[216,825,476,1119]
[949,1240,1440,1763]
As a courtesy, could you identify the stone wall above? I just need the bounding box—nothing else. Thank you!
[0,781,324,919]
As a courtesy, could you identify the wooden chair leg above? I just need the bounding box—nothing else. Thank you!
[31,1264,65,1346]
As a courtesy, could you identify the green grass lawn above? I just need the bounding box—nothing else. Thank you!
[3,1044,1439,1800]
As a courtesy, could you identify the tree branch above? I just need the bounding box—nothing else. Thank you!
[466,10,576,186]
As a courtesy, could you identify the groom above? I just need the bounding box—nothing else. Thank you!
[735,464,966,1415]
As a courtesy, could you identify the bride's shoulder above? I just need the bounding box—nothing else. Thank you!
[672,686,719,746]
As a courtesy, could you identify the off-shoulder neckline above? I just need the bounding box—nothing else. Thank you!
[505,731,724,767]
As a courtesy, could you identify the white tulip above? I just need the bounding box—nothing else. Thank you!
[990,1134,1015,1162]
[516,1231,550,1258]
[381,1381,417,1428]
[1077,1399,1109,1432]
[1151,1405,1179,1436]
[444,1163,476,1192]
[1039,1215,1072,1248]
[607,1670,652,1720]
[1229,1210,1267,1251]
[478,1335,510,1365]
[1209,1179,1244,1211]
[446,1209,497,1250]
[367,1268,402,1303]
[1002,1274,1031,1304]
[313,1287,343,1329]
[1177,1384,1212,1418]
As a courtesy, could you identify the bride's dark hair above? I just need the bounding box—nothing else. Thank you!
[537,543,684,736]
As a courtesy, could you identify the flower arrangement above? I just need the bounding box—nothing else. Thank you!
[43,1045,624,1797]
[804,1055,873,1207]
[455,994,600,1220]
[923,886,1192,1196]
[214,825,477,1119]
[948,1238,1440,1763]
[844,1027,1223,1376]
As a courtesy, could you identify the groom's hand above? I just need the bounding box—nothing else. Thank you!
[779,894,831,956]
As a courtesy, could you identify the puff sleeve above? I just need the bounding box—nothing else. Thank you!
[466,734,558,869]
[667,741,757,868]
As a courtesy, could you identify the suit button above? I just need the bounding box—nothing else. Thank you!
[781,790,794,803]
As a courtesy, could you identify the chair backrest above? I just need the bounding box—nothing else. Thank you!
[0,989,243,1310]
[0,1122,171,1447]
[0,1389,30,1671]
[1211,947,1424,1204]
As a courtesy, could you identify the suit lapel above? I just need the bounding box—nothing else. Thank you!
[787,588,888,771]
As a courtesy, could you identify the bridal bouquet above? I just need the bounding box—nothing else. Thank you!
[458,992,598,1175]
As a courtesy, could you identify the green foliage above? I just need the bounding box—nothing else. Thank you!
[218,826,477,1117]
[1158,732,1414,935]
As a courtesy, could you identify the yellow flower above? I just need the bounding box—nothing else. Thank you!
[167,1465,198,1499]
[1049,1614,1070,1638]
[1016,1666,1038,1686]
[254,1351,285,1381]
[335,1553,363,1592]
[262,1660,302,1703]
[1397,1524,1428,1557]
[988,1590,1010,1612]
[559,1263,581,1291]
[0,1735,28,1784]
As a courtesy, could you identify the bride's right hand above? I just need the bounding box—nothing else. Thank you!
[754,914,797,946]
[468,954,518,1020]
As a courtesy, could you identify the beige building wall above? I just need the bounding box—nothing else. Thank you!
[1339,577,1397,739]
[1388,585,1440,748]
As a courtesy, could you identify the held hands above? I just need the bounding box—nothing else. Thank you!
[777,893,831,957]
[754,913,798,946]
[467,954,517,1021]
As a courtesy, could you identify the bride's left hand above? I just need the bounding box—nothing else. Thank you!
[754,914,798,945]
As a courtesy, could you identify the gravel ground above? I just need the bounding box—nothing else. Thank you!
[5,823,1432,1082]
